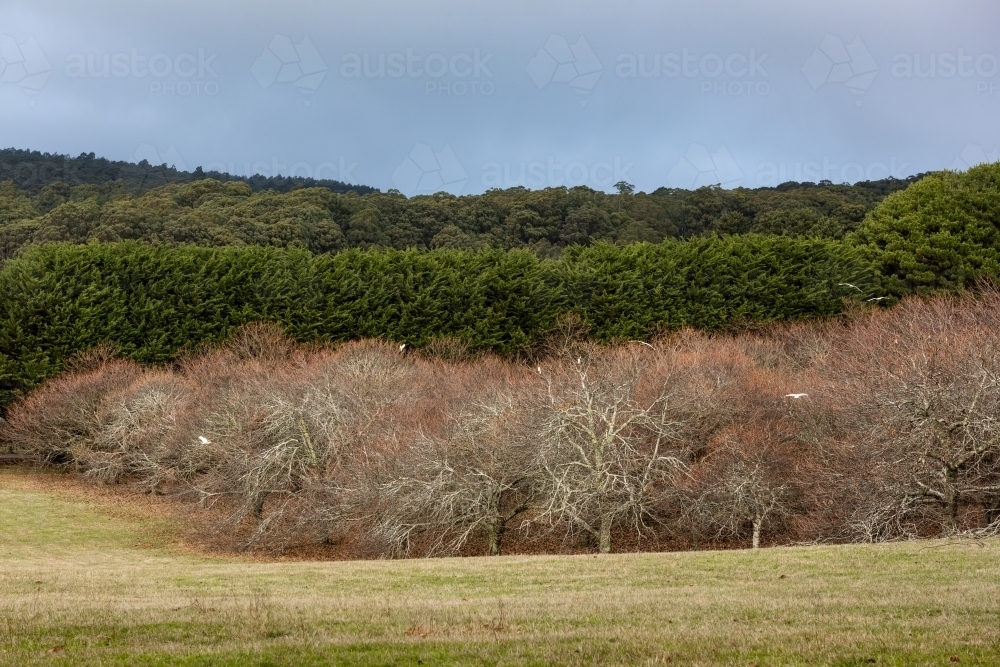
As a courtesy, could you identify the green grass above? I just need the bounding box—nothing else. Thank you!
[2,469,999,666]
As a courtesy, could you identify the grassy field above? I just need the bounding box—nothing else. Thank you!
[1,469,999,666]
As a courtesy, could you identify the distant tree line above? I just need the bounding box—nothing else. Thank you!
[0,149,922,261]
[0,148,375,196]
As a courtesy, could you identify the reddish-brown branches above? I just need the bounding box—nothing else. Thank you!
[5,292,1000,556]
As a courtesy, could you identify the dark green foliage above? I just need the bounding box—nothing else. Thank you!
[851,163,1000,296]
[0,166,920,261]
[7,151,1000,417]
[0,148,374,196]
[561,236,872,337]
[0,238,872,408]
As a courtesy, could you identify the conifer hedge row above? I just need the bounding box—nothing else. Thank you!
[0,236,873,407]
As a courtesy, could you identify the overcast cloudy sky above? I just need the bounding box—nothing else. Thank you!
[1,0,997,194]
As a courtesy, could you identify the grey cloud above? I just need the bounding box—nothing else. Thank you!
[0,0,997,193]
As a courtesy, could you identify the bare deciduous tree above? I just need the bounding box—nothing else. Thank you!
[0,358,142,466]
[82,373,195,492]
[378,388,542,556]
[829,296,1000,538]
[11,294,1000,556]
[535,346,713,553]
[692,436,793,549]
[195,340,413,551]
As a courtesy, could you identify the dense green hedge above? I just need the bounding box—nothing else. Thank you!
[0,237,872,407]
[563,236,872,337]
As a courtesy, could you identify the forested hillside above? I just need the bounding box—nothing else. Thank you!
[0,148,920,260]
[0,148,375,197]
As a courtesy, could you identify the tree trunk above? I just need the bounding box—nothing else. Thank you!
[983,498,1000,528]
[751,517,761,550]
[944,467,961,534]
[598,515,612,554]
[946,499,959,534]
[253,493,268,519]
[485,493,506,556]
[486,522,504,556]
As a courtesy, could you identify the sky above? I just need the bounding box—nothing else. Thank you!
[0,0,997,195]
